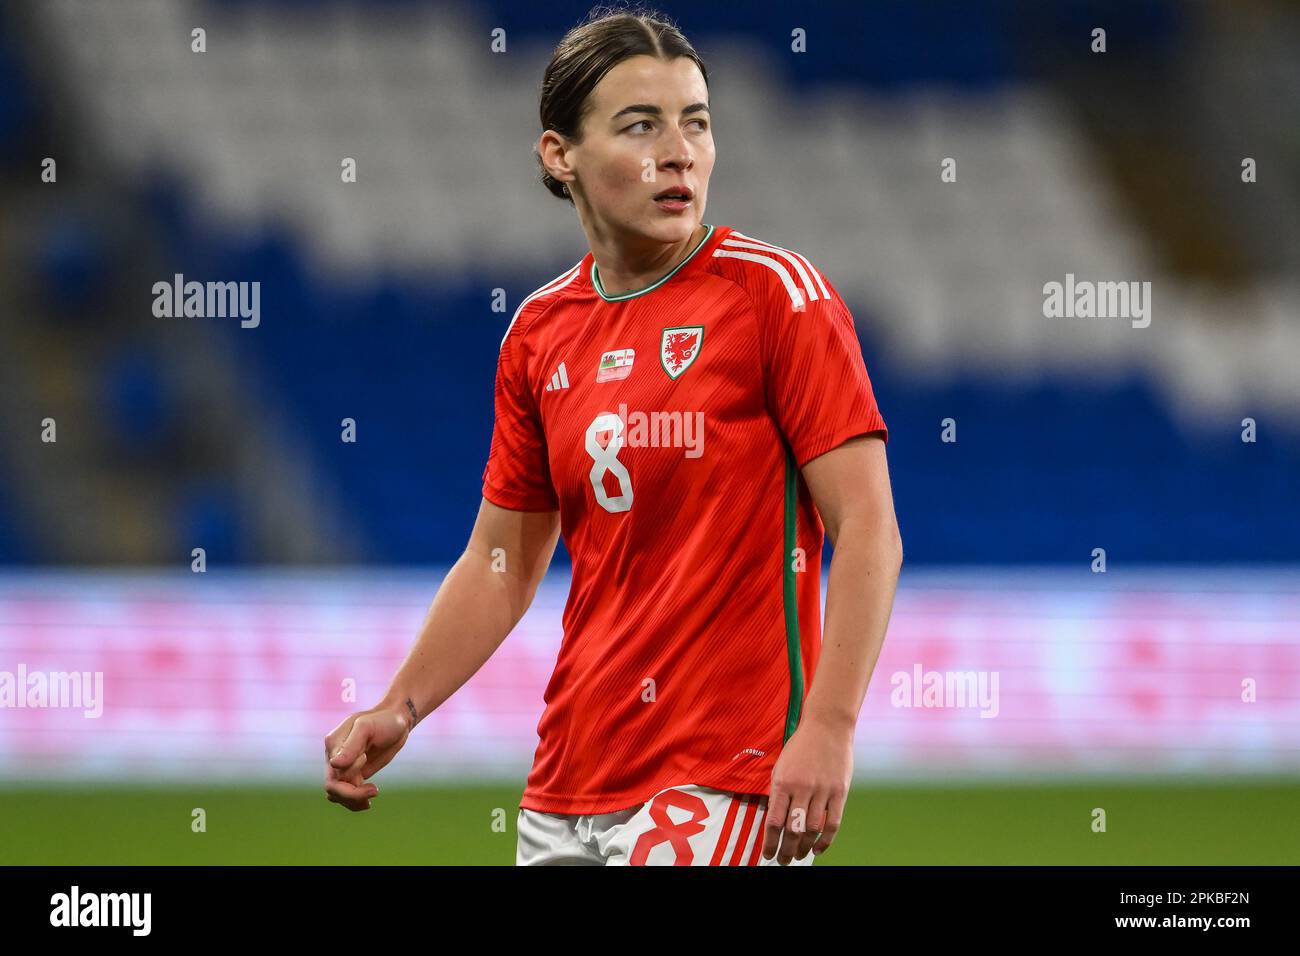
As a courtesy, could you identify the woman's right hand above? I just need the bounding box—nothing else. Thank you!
[323,705,412,811]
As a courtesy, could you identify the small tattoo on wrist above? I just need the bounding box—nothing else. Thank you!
[404,697,418,728]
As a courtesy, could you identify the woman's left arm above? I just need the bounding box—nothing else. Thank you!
[761,433,902,864]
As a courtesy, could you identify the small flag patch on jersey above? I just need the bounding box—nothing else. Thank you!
[596,348,635,383]
[661,326,704,379]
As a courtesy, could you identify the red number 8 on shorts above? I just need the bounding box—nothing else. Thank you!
[630,788,712,865]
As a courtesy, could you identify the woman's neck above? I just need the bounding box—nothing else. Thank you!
[589,222,708,297]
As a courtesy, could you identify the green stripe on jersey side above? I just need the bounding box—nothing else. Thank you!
[782,446,804,743]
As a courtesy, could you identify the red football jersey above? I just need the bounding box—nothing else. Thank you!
[482,224,888,814]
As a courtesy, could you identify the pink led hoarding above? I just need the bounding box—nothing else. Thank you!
[0,569,1296,781]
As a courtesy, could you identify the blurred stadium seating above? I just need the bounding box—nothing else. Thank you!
[2,0,1297,565]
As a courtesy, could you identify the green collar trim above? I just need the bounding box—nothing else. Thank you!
[591,223,715,302]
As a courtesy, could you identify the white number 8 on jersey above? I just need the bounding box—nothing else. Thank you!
[586,412,633,513]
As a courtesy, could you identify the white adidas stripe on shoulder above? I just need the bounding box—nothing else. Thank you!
[500,263,582,348]
[727,230,831,299]
[712,230,831,309]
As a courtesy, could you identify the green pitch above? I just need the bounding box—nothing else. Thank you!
[2,780,1296,865]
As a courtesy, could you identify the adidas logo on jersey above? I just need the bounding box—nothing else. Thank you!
[544,362,570,392]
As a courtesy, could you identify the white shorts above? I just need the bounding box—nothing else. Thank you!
[516,784,816,866]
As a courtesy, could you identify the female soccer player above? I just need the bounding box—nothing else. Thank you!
[325,7,902,867]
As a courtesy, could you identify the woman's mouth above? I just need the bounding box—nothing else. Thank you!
[653,187,693,212]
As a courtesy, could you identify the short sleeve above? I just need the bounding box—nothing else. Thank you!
[481,330,559,511]
[760,271,888,469]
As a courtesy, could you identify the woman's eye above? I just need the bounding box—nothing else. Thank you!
[626,118,706,133]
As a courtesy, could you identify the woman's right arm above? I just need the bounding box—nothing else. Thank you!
[324,498,560,811]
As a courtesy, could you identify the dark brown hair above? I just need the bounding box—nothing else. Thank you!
[535,5,709,203]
